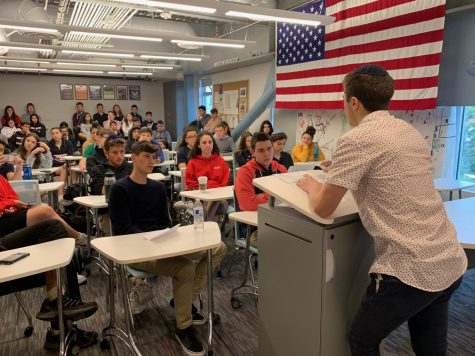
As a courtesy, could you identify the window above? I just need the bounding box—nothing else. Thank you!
[457,106,475,182]
[199,78,213,112]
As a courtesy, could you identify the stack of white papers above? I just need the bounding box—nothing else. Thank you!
[143,224,180,241]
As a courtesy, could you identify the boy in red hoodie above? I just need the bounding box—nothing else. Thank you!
[234,132,287,245]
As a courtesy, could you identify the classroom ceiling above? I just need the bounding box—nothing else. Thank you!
[0,0,473,81]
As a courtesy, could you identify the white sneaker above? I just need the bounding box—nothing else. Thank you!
[128,281,153,315]
[77,274,87,285]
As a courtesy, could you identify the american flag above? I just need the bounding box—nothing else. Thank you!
[275,0,446,110]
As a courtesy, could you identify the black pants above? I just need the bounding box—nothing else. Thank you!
[0,219,81,299]
[348,273,463,356]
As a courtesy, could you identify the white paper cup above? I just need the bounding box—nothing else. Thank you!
[198,176,208,192]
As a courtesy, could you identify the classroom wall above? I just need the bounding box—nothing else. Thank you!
[0,74,164,138]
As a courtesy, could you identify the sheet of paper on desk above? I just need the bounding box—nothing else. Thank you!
[277,170,327,185]
[143,224,180,241]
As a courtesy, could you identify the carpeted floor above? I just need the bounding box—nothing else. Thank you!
[1,227,474,356]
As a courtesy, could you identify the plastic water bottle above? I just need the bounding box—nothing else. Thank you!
[22,164,32,180]
[313,145,319,159]
[104,170,116,203]
[193,200,204,231]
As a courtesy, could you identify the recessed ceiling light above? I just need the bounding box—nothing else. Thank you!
[61,50,134,58]
[108,71,154,76]
[170,39,245,49]
[140,54,201,62]
[0,66,47,72]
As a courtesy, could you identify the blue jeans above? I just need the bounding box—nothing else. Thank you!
[348,273,463,356]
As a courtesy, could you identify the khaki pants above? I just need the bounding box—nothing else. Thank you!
[130,241,227,329]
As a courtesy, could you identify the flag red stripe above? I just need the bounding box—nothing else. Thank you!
[276,76,440,95]
[276,53,441,81]
[325,0,343,8]
[333,0,415,23]
[325,29,444,59]
[275,98,437,110]
[326,5,446,43]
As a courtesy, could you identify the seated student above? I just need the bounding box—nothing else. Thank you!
[81,124,100,153]
[155,120,172,144]
[29,113,47,139]
[271,132,294,170]
[1,118,20,141]
[78,112,93,143]
[132,117,141,128]
[48,127,74,195]
[112,104,124,123]
[102,111,116,129]
[130,104,142,121]
[141,111,156,132]
[59,122,77,150]
[78,125,100,171]
[234,131,253,167]
[291,126,325,162]
[21,103,41,123]
[122,113,134,139]
[108,141,226,356]
[0,136,22,180]
[214,123,235,155]
[109,121,123,138]
[235,132,287,246]
[259,120,274,136]
[0,219,98,351]
[204,108,221,134]
[9,121,30,149]
[86,128,111,174]
[15,133,53,169]
[177,126,198,169]
[1,105,21,127]
[190,105,209,131]
[138,127,164,163]
[93,103,108,126]
[90,138,132,236]
[125,127,141,153]
[186,132,230,221]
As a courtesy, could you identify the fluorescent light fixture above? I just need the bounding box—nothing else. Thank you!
[69,31,162,42]
[140,54,201,62]
[225,11,322,27]
[0,46,53,53]
[121,65,173,70]
[0,58,50,64]
[53,69,104,74]
[170,39,245,49]
[108,71,153,76]
[114,0,216,14]
[0,66,47,72]
[57,62,117,68]
[0,24,60,35]
[61,50,134,58]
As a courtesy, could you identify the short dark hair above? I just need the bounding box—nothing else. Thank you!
[198,105,206,111]
[108,111,114,114]
[189,131,220,159]
[50,127,60,132]
[98,128,113,137]
[131,104,138,109]
[343,64,394,112]
[76,102,83,106]
[59,121,69,128]
[140,127,153,135]
[251,132,271,150]
[26,102,34,108]
[271,132,287,142]
[157,120,164,125]
[21,121,30,127]
[130,126,141,135]
[97,103,103,108]
[131,141,159,155]
[145,111,152,116]
[132,117,141,122]
[210,108,218,114]
[104,138,126,152]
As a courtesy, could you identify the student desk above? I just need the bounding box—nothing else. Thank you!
[63,155,81,186]
[0,238,76,356]
[32,167,61,182]
[179,186,234,202]
[253,170,373,356]
[39,181,64,211]
[222,155,233,162]
[445,196,475,249]
[434,178,475,201]
[91,222,222,356]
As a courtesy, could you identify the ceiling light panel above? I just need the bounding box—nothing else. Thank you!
[140,54,201,62]
[53,69,104,74]
[170,39,244,48]
[0,46,53,53]
[108,71,153,76]
[61,50,134,58]
[0,58,50,64]
[0,66,47,72]
[69,31,162,42]
[0,24,60,35]
[57,62,117,68]
[225,11,322,27]
[121,65,173,69]
[114,0,216,14]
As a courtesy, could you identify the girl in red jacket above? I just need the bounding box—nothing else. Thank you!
[185,131,230,221]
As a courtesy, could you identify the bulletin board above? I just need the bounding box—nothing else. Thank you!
[212,80,249,129]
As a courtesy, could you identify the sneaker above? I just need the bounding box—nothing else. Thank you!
[175,327,205,356]
[169,299,206,326]
[36,296,98,321]
[77,274,87,285]
[129,281,153,315]
[75,233,88,247]
[44,326,98,351]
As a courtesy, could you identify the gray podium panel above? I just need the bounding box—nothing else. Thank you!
[258,205,374,356]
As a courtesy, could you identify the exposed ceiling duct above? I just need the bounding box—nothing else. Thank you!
[0,0,62,40]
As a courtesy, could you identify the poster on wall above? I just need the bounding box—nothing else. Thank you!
[103,85,115,100]
[117,85,128,100]
[74,84,88,100]
[60,83,74,100]
[129,85,141,100]
[89,85,102,100]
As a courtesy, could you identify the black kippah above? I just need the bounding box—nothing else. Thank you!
[354,64,388,76]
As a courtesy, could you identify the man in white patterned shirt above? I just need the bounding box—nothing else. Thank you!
[297,65,467,356]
